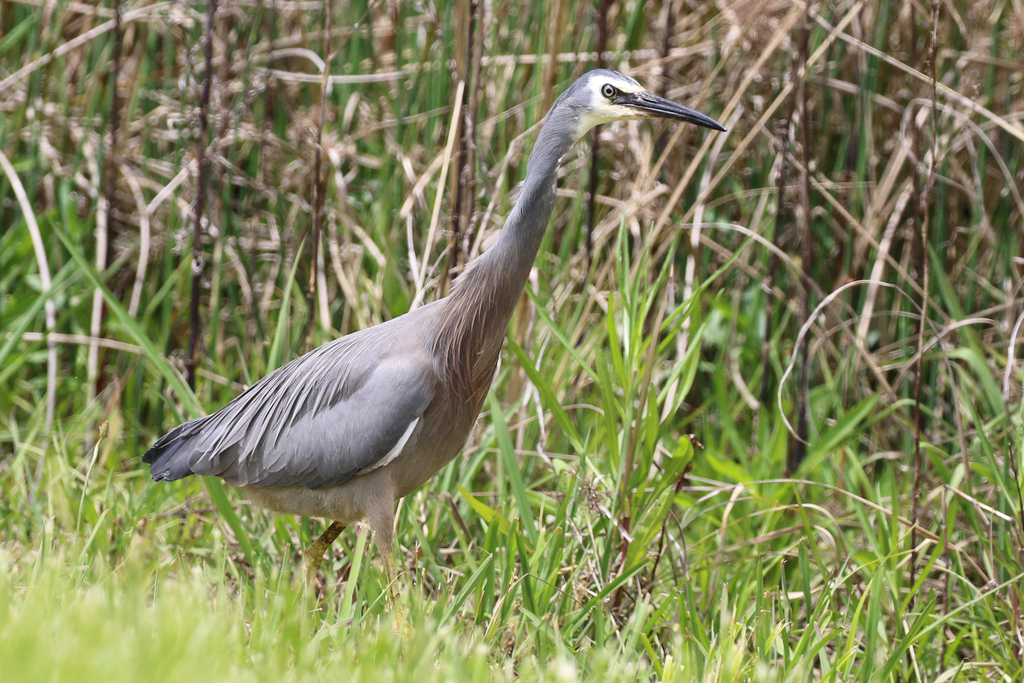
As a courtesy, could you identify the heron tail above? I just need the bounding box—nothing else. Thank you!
[142,416,212,482]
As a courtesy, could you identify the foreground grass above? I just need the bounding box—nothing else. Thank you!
[3,451,1022,682]
[0,547,753,682]
[0,551,509,683]
[3,327,1022,682]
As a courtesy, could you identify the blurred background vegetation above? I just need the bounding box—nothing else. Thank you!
[1,0,1023,680]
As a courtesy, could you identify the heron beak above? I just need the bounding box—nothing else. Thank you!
[616,91,727,131]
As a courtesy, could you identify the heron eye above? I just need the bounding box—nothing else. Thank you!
[602,84,616,99]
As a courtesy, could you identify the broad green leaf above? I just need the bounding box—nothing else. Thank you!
[458,484,511,535]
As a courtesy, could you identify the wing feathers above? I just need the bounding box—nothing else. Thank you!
[144,326,436,490]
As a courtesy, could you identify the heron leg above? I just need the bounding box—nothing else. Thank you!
[303,520,346,584]
[375,529,400,607]
[374,527,406,633]
[366,501,403,627]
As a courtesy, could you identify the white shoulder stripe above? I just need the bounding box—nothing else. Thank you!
[362,416,419,473]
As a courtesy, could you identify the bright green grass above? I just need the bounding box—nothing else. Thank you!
[2,228,1020,680]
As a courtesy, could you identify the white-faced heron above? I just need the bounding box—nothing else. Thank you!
[144,69,725,596]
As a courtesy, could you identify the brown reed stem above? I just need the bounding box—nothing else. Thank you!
[585,0,612,274]
[87,0,123,416]
[761,114,793,417]
[789,4,813,474]
[447,0,478,288]
[307,0,332,352]
[910,0,937,600]
[188,0,217,391]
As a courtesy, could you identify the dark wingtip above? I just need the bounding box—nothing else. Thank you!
[141,447,159,466]
[141,422,201,482]
[142,443,174,481]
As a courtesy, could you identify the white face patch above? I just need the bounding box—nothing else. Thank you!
[574,76,648,140]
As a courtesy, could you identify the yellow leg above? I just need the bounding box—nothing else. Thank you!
[375,529,406,631]
[375,533,399,604]
[365,501,403,625]
[303,520,346,585]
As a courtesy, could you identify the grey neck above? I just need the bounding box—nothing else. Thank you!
[448,109,578,330]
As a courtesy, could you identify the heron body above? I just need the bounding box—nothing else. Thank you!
[144,69,725,590]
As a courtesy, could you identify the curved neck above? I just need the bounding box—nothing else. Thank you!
[432,108,579,404]
[449,114,577,326]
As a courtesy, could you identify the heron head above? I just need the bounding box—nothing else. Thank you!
[566,69,726,140]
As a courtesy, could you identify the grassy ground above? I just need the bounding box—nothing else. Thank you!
[2,0,1023,680]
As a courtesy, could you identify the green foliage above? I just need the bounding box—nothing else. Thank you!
[2,0,1023,681]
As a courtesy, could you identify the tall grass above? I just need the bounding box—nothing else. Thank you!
[1,0,1022,680]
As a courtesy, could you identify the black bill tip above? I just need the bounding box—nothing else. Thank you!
[617,91,727,132]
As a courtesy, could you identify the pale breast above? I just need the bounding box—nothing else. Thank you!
[243,467,393,524]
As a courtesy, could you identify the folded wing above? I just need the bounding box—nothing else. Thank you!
[143,332,435,490]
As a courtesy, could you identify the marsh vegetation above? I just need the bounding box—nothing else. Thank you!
[1,0,1023,680]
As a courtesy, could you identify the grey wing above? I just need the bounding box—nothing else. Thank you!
[144,341,435,490]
